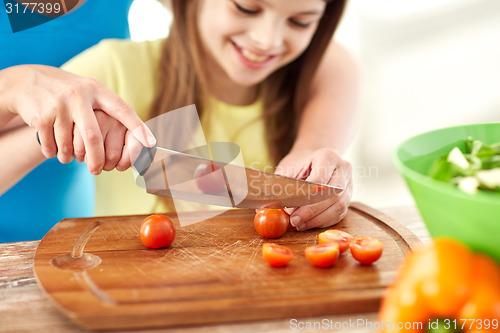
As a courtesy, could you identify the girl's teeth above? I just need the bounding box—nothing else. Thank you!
[241,48,269,62]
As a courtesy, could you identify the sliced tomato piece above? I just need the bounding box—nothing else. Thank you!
[349,236,383,265]
[317,229,354,253]
[304,243,340,268]
[194,162,226,194]
[262,243,294,267]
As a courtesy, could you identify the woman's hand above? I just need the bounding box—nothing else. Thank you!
[0,111,134,196]
[0,65,155,175]
[74,110,146,172]
[275,148,353,231]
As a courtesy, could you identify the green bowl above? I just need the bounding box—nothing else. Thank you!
[393,122,500,264]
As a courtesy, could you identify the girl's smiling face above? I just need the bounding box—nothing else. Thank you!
[197,0,327,87]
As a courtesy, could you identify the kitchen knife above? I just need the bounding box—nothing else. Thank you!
[133,145,343,209]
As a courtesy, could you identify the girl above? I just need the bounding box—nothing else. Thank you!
[5,0,359,231]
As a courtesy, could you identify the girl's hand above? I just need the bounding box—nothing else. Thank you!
[275,148,353,231]
[73,110,131,172]
[0,65,155,175]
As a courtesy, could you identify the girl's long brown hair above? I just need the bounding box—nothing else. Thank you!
[150,0,347,165]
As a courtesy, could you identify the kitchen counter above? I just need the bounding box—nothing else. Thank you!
[0,205,430,333]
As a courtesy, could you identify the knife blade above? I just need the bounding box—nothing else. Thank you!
[133,145,342,209]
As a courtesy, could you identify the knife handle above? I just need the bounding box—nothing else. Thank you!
[133,145,157,176]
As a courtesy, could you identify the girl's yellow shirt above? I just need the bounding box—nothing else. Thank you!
[63,39,273,216]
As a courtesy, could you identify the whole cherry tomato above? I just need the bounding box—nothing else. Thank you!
[262,243,294,267]
[254,209,289,238]
[194,162,226,194]
[305,243,340,268]
[139,214,176,249]
[318,229,353,253]
[349,236,383,265]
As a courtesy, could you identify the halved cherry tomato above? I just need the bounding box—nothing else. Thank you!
[262,243,294,267]
[254,209,289,238]
[139,214,176,249]
[349,236,383,265]
[194,162,226,194]
[305,243,340,268]
[317,229,353,253]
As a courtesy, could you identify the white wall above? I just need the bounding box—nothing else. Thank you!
[128,0,171,42]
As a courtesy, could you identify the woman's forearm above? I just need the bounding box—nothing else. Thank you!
[0,67,19,127]
[0,125,46,195]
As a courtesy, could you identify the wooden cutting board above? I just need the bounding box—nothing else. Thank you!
[33,202,421,331]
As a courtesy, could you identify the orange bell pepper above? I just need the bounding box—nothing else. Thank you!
[378,237,500,333]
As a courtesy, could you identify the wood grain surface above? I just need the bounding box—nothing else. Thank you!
[32,202,422,331]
